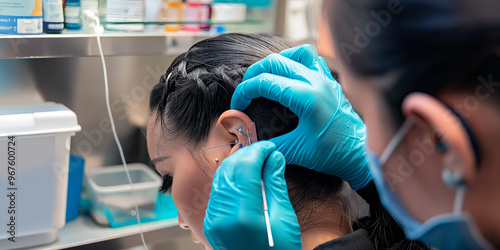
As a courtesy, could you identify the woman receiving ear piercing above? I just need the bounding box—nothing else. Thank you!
[147,33,384,250]
[203,0,500,250]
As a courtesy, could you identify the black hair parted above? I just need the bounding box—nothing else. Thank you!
[150,33,295,146]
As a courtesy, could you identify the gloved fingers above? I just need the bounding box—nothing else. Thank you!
[269,133,299,163]
[318,56,337,82]
[214,141,277,191]
[261,151,286,192]
[242,52,314,83]
[278,44,322,72]
[204,142,277,249]
[261,151,291,205]
[350,165,374,191]
[231,73,312,116]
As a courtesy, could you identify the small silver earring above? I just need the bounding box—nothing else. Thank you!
[215,158,219,162]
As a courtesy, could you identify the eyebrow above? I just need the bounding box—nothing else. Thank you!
[151,156,170,169]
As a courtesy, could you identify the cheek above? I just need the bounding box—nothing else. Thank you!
[171,161,214,240]
[385,132,455,223]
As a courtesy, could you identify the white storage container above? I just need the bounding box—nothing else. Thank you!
[84,163,161,226]
[0,102,81,249]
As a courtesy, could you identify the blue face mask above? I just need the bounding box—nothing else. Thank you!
[366,119,494,250]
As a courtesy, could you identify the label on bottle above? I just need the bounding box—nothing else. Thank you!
[0,16,43,34]
[105,0,144,31]
[184,4,199,32]
[106,0,144,22]
[0,0,43,34]
[200,5,210,22]
[42,0,64,23]
[165,7,180,22]
[17,18,44,34]
[46,22,64,29]
[65,6,80,24]
[199,4,211,30]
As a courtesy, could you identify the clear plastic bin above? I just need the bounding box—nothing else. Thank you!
[84,163,162,226]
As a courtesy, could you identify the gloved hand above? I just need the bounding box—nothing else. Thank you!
[231,44,372,190]
[203,141,302,250]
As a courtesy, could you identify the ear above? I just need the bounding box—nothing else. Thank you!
[402,93,477,186]
[216,110,258,155]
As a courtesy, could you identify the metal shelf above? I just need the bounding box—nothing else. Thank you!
[24,215,186,250]
[0,32,215,59]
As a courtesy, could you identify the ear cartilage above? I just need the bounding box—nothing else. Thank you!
[235,125,273,247]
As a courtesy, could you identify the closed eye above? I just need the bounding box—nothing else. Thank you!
[159,174,173,193]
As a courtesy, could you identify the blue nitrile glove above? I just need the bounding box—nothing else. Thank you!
[203,141,302,250]
[231,45,372,190]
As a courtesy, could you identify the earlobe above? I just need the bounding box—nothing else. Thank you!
[402,93,477,186]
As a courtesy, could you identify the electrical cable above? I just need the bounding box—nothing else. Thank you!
[85,10,149,250]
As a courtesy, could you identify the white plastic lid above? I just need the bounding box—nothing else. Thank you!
[0,102,81,137]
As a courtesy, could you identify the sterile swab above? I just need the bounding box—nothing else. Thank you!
[235,125,274,247]
[261,179,274,247]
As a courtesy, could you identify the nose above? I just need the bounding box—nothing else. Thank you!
[178,213,190,230]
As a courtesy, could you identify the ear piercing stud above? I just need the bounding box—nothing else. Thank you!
[235,125,252,147]
[215,158,219,162]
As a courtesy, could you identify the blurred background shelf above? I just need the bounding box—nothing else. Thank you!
[24,215,191,250]
[0,32,215,59]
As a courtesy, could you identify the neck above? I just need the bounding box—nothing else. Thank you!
[301,228,344,250]
[297,202,352,250]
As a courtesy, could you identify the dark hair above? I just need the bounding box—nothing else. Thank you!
[150,33,351,234]
[328,0,500,125]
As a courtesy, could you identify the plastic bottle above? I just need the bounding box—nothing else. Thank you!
[145,0,163,31]
[43,0,65,33]
[183,0,200,32]
[199,0,212,31]
[65,0,82,29]
[161,0,183,32]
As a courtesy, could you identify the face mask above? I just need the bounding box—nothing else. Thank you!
[366,119,494,250]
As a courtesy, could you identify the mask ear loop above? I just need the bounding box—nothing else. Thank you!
[379,118,416,165]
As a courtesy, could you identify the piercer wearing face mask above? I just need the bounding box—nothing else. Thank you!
[203,0,500,249]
